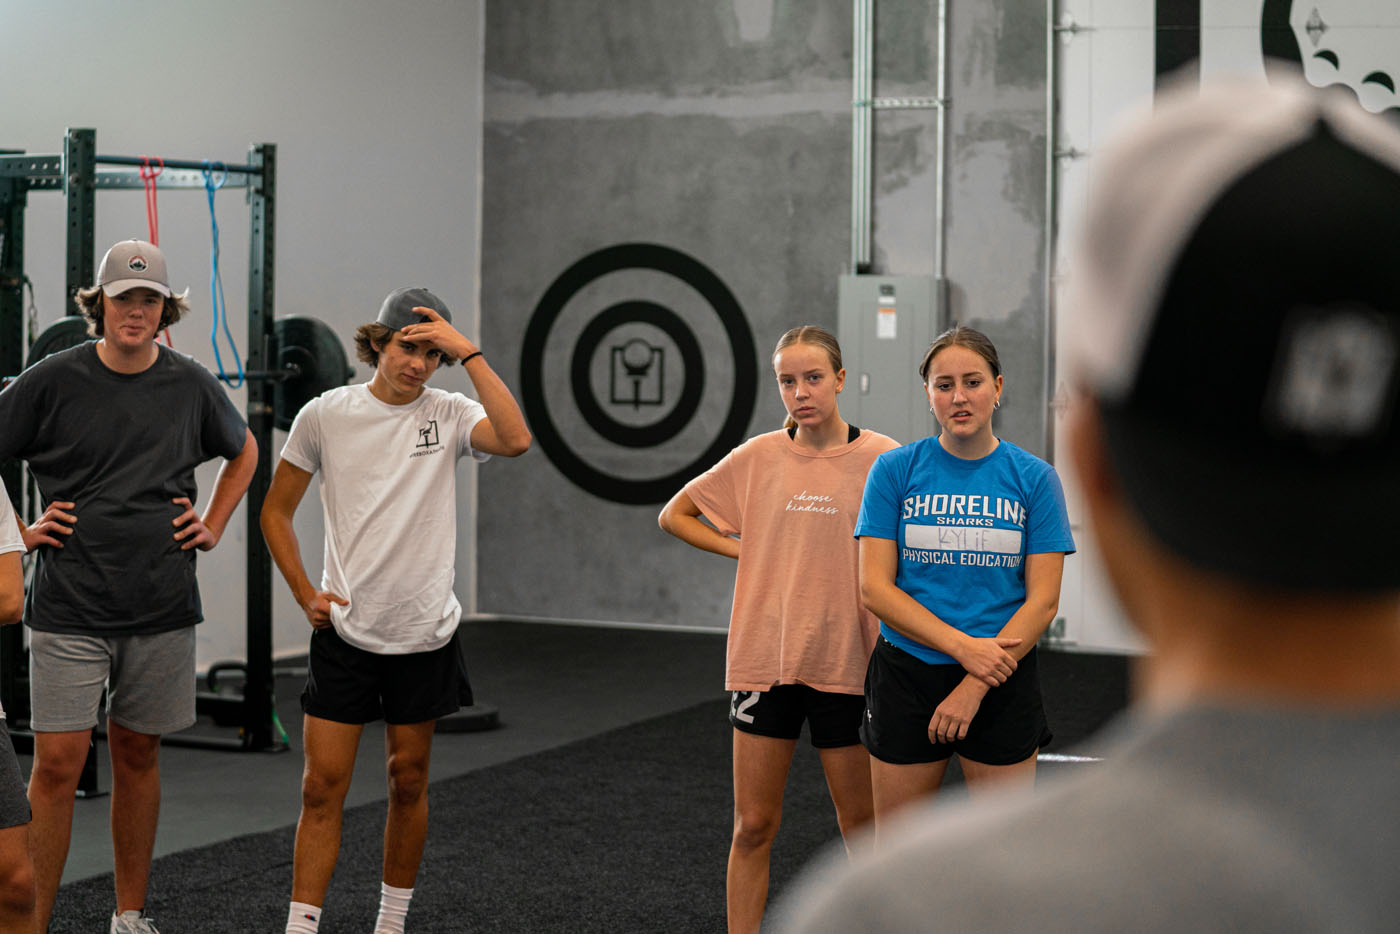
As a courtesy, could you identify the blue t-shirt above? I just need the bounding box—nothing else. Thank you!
[854,437,1075,664]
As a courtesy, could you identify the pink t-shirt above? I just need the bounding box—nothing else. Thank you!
[686,428,900,694]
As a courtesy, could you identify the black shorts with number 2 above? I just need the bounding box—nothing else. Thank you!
[729,683,866,749]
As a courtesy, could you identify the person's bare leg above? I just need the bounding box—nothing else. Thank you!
[869,756,949,846]
[817,743,875,853]
[727,730,797,934]
[27,729,91,933]
[0,822,35,929]
[381,721,436,889]
[290,716,365,906]
[107,721,163,914]
[960,752,1037,797]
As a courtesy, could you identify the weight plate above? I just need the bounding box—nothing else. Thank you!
[26,316,92,369]
[273,316,353,431]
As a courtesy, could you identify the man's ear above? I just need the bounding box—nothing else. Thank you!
[1065,392,1161,637]
[1066,392,1118,509]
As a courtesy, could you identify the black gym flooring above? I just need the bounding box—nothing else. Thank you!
[21,619,1129,933]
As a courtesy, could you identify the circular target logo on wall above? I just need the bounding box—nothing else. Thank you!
[520,243,758,505]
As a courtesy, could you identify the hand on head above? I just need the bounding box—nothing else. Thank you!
[399,307,476,361]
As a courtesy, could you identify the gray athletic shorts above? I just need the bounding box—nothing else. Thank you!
[0,721,30,829]
[28,627,197,735]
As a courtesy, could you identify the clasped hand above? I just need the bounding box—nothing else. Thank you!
[957,634,1022,687]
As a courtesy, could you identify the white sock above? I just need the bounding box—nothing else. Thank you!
[286,901,321,934]
[374,882,414,934]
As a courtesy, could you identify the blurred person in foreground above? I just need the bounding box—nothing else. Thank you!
[776,75,1400,933]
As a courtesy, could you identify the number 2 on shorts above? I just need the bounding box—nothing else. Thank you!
[730,690,759,724]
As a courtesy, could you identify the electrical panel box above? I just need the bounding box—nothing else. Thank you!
[837,275,940,444]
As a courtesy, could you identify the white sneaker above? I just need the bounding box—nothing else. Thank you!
[110,909,161,934]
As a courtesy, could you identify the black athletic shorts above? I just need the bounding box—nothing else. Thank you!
[301,627,472,725]
[860,637,1051,765]
[729,684,866,749]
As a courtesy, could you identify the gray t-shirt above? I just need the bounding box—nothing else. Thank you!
[777,703,1400,933]
[0,341,246,635]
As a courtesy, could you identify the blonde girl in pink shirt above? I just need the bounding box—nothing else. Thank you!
[659,326,898,934]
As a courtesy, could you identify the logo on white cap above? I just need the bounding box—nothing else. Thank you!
[128,256,148,272]
[1266,306,1398,441]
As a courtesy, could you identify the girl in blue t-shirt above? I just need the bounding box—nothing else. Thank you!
[854,326,1075,833]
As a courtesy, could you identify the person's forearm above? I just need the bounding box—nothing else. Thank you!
[259,510,317,608]
[993,595,1059,662]
[861,577,971,658]
[992,553,1065,661]
[465,357,531,454]
[953,595,1058,698]
[659,512,739,559]
[201,433,258,543]
[0,554,21,624]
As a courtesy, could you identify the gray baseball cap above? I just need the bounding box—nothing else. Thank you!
[98,240,171,297]
[376,287,452,330]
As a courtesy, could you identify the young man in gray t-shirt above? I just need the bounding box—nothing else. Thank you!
[0,240,256,934]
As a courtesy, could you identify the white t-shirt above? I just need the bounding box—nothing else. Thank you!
[280,384,488,654]
[0,479,24,720]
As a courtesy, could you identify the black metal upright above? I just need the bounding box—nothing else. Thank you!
[242,142,283,751]
[0,129,288,756]
[0,150,26,378]
[60,129,104,794]
[63,129,96,303]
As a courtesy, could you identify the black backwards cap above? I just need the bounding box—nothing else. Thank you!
[376,287,452,330]
[1065,76,1400,591]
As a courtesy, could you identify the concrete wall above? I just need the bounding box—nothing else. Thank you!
[2,0,486,667]
[478,0,1052,629]
[4,0,1061,651]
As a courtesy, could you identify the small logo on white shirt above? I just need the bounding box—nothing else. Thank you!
[416,419,440,449]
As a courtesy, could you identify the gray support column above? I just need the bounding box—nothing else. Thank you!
[851,0,873,273]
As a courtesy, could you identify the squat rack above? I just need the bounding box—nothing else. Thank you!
[0,128,285,754]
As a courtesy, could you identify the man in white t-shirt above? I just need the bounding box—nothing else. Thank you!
[0,479,35,929]
[260,288,530,934]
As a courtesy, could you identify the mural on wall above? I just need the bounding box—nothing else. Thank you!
[1261,0,1400,118]
[519,242,758,505]
[1052,0,1400,653]
[1154,1,1400,114]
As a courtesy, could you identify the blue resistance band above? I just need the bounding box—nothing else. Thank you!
[203,161,244,387]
